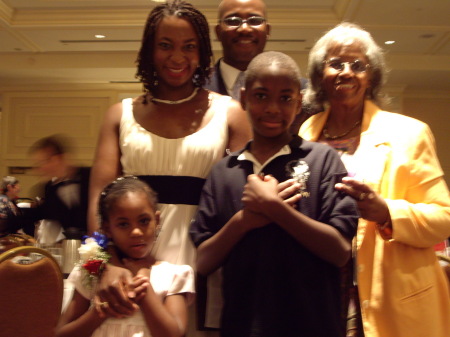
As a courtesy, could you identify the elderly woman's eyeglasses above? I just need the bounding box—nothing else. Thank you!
[220,16,266,29]
[324,58,369,74]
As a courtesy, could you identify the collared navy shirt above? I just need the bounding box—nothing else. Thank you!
[191,135,358,337]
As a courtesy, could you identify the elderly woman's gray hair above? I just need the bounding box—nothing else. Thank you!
[1,176,18,194]
[303,22,389,113]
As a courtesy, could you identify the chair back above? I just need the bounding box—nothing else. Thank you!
[0,246,64,337]
[437,254,450,292]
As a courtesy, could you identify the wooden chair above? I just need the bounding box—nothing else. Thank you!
[0,246,64,337]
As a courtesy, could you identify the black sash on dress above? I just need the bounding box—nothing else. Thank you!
[137,175,206,205]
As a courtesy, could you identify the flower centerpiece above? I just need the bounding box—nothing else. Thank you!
[78,232,110,289]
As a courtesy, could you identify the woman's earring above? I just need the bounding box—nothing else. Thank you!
[192,66,201,86]
[153,71,158,87]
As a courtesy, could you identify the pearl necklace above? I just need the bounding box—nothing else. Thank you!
[150,87,199,105]
[322,120,361,140]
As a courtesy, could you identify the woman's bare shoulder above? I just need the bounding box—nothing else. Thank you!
[104,95,146,124]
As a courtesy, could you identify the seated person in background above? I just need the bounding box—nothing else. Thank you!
[0,176,36,251]
[0,176,22,235]
[28,134,90,239]
[190,51,359,337]
[56,176,194,337]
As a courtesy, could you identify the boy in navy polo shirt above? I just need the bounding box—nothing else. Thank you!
[190,51,358,337]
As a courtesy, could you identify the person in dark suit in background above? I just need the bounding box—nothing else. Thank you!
[205,0,310,133]
[205,0,270,101]
[29,134,90,239]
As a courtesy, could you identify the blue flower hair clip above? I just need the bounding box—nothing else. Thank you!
[82,231,109,249]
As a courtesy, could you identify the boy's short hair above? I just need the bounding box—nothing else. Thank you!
[244,51,302,89]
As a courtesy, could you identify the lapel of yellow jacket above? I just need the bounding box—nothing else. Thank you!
[299,100,393,247]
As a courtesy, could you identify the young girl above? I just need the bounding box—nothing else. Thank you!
[56,176,194,337]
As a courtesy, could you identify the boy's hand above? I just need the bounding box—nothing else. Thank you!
[277,178,302,207]
[242,174,279,215]
[242,208,271,231]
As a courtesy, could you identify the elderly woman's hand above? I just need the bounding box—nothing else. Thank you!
[335,177,391,225]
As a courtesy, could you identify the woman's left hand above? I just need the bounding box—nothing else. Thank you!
[335,177,390,224]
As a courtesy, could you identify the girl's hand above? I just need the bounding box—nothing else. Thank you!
[335,177,390,224]
[129,274,150,304]
[92,295,126,319]
[95,264,138,318]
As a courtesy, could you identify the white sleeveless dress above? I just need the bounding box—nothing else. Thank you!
[119,95,230,267]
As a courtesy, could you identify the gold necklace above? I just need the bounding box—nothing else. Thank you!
[322,120,361,140]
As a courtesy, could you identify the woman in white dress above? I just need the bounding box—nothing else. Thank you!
[86,0,251,329]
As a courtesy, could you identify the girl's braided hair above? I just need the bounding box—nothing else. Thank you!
[98,176,158,226]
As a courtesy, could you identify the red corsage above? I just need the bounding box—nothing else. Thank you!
[78,232,111,289]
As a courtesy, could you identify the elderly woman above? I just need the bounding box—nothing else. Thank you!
[0,176,21,235]
[299,23,450,337]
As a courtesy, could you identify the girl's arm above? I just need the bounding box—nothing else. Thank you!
[55,290,107,337]
[135,268,189,337]
[87,102,123,234]
[226,99,252,152]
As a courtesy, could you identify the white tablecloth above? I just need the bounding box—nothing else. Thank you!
[63,279,74,312]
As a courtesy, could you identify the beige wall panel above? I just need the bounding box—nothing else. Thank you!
[0,91,116,196]
[2,92,113,162]
[401,91,450,187]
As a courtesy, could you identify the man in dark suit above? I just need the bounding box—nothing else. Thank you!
[206,0,309,133]
[29,134,90,238]
[205,0,270,100]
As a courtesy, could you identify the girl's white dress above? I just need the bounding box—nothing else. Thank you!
[119,95,230,267]
[68,262,195,337]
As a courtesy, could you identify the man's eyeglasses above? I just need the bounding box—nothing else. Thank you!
[220,16,266,28]
[324,58,370,74]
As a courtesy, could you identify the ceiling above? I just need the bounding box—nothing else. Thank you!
[0,0,449,92]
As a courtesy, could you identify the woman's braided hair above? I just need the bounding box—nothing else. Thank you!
[136,0,213,94]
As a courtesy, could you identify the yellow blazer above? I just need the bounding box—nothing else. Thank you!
[299,100,450,337]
